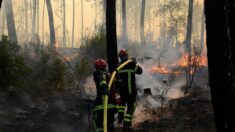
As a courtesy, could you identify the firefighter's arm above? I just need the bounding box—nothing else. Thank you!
[95,72,109,95]
[130,57,142,74]
[99,79,110,95]
[134,63,142,74]
[130,57,143,74]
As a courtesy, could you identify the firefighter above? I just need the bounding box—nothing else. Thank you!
[116,49,143,130]
[92,58,117,132]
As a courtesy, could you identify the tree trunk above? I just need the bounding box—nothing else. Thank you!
[63,0,66,47]
[31,0,36,43]
[46,0,56,47]
[24,0,28,42]
[36,0,39,36]
[148,0,151,33]
[170,10,178,47]
[199,1,205,54]
[106,0,118,73]
[140,0,146,45]
[134,1,139,41]
[205,0,235,131]
[0,0,3,8]
[42,0,46,44]
[72,0,75,48]
[81,0,84,44]
[228,0,235,66]
[4,0,18,44]
[102,0,106,25]
[185,0,194,53]
[121,0,127,41]
[1,1,5,40]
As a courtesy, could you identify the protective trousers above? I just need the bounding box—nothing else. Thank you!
[92,104,116,132]
[118,94,136,127]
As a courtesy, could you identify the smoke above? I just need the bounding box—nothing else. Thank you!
[166,79,186,99]
[133,101,157,126]
[117,39,188,112]
[135,47,184,93]
[83,75,96,99]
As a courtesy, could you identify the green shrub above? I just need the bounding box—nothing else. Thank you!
[76,28,107,79]
[22,46,67,95]
[0,35,31,90]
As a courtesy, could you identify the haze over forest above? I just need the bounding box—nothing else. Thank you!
[0,0,205,49]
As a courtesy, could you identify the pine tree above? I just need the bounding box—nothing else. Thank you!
[46,0,55,47]
[106,0,118,72]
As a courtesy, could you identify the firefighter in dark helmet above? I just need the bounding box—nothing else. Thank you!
[116,49,143,130]
[92,58,117,132]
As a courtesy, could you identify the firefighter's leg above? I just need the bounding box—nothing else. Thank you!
[118,95,126,124]
[108,107,117,132]
[92,109,103,132]
[123,95,136,128]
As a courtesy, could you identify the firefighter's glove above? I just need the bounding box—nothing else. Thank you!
[131,57,137,64]
[102,88,110,95]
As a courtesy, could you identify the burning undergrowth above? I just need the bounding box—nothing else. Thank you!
[124,45,210,130]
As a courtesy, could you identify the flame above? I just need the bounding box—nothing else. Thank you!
[151,53,208,75]
[64,53,79,61]
[176,54,208,67]
[151,66,182,75]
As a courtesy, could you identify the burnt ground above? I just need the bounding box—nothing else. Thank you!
[0,91,92,132]
[0,86,216,132]
[134,88,216,132]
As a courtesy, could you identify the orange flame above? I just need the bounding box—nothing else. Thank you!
[64,53,79,61]
[151,53,208,75]
[176,54,208,67]
[151,66,182,75]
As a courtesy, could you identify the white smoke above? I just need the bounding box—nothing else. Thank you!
[166,78,186,99]
[116,42,187,110]
[83,75,96,99]
[133,101,156,126]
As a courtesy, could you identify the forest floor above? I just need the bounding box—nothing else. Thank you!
[0,91,91,132]
[0,86,216,132]
[133,87,216,132]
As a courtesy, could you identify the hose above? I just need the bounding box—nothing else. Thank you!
[103,60,133,132]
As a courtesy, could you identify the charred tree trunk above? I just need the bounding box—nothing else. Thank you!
[0,0,2,8]
[106,0,118,72]
[4,0,18,44]
[0,0,2,40]
[121,0,127,41]
[205,0,235,131]
[46,0,56,47]
[140,0,146,45]
[185,0,194,53]
[227,1,235,70]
